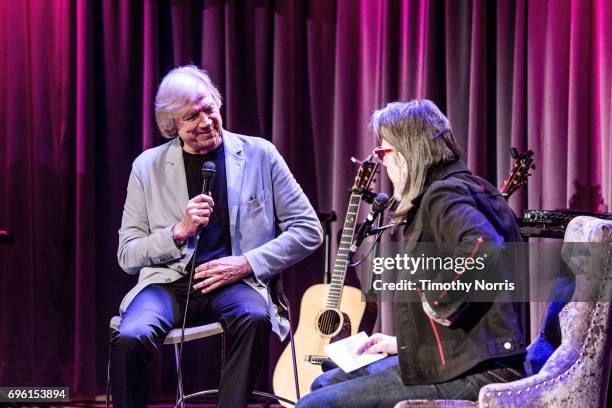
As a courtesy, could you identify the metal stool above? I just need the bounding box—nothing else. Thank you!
[105,316,296,407]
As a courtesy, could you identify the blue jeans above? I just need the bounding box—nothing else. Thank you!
[296,356,503,408]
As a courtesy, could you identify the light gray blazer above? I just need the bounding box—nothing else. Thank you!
[117,130,323,339]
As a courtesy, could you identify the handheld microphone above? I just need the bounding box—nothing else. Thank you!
[196,162,216,238]
[201,161,216,195]
[349,192,390,258]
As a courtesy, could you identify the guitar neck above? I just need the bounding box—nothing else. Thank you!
[325,193,362,309]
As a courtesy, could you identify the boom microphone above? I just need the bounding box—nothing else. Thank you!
[349,192,390,258]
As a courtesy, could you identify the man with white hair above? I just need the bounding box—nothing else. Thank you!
[110,65,323,408]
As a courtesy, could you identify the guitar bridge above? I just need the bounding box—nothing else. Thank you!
[304,354,330,365]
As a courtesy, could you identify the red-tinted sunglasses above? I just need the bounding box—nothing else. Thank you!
[373,147,393,162]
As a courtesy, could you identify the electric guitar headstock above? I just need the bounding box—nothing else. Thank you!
[500,148,535,199]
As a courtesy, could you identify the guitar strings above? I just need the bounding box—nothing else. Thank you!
[320,186,367,351]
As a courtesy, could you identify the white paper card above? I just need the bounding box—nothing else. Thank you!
[323,331,386,373]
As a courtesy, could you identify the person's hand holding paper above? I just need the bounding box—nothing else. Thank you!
[323,332,388,373]
[357,333,398,356]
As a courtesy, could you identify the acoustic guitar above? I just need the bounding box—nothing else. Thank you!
[272,156,379,405]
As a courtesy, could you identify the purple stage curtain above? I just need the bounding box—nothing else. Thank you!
[1,0,610,399]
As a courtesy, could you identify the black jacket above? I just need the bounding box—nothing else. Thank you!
[395,160,526,385]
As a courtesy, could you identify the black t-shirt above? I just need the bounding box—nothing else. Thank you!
[182,143,232,268]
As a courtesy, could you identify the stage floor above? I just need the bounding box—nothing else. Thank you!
[20,404,284,408]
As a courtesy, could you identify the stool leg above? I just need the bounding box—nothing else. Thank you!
[174,344,185,408]
[284,291,300,400]
[106,327,113,408]
[288,325,300,400]
[221,333,226,372]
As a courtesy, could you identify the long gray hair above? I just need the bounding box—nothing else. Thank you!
[370,100,461,221]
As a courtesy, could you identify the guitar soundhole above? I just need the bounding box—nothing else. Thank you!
[317,310,342,335]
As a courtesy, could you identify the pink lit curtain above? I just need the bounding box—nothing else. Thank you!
[0,0,610,398]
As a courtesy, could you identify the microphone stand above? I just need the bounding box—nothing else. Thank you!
[366,220,406,237]
[176,164,215,407]
[365,210,386,294]
[317,211,337,284]
[176,227,204,407]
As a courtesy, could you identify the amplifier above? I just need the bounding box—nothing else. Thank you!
[519,209,612,238]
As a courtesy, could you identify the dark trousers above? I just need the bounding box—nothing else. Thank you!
[110,278,271,408]
[296,355,523,408]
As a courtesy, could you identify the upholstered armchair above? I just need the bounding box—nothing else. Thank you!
[396,216,612,408]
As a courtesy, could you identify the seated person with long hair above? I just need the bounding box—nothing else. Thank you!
[297,100,526,408]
